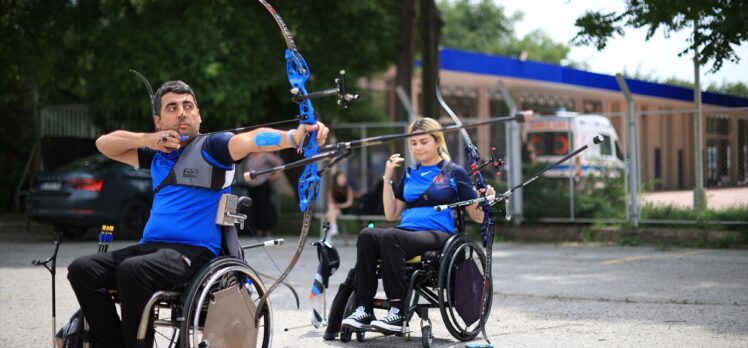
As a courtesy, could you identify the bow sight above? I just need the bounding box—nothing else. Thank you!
[291,70,360,110]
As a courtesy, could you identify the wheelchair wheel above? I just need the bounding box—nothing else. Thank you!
[437,237,492,342]
[179,257,272,348]
[339,290,357,343]
[421,324,432,348]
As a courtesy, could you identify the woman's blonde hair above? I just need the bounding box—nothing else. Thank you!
[408,117,451,161]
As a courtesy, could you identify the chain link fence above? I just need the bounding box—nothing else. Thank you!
[291,106,747,228]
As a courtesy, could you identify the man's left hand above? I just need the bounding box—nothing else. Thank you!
[293,121,329,147]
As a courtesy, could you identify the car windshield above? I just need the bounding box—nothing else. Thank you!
[60,154,116,171]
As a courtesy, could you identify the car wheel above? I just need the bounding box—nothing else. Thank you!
[54,225,87,239]
[118,199,150,240]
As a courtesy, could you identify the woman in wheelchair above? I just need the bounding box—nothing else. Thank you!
[341,117,494,333]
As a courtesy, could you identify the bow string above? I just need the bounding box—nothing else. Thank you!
[254,0,359,322]
[436,78,497,345]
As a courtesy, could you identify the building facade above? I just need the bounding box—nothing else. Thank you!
[371,48,748,190]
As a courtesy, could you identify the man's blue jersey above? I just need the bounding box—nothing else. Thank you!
[137,132,235,255]
[394,160,477,233]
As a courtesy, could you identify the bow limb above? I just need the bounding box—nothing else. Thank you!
[436,79,495,344]
[255,206,313,321]
[254,0,320,323]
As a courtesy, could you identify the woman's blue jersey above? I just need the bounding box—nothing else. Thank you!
[394,160,477,233]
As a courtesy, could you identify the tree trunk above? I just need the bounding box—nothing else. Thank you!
[395,0,416,123]
[420,0,443,119]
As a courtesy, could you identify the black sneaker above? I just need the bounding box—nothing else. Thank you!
[371,307,403,333]
[341,306,374,331]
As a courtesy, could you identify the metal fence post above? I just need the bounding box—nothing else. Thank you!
[496,80,523,224]
[615,74,640,228]
[692,44,706,213]
[396,85,416,167]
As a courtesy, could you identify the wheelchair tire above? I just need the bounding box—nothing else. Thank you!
[421,324,432,348]
[340,328,352,343]
[178,257,272,348]
[437,237,492,342]
[339,290,358,343]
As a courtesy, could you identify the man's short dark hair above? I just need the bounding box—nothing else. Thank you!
[153,80,197,116]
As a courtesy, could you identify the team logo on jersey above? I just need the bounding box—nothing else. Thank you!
[183,168,198,178]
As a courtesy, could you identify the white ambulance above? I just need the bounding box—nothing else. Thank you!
[523,112,625,178]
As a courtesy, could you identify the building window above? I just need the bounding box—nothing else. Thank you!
[582,99,603,113]
[519,91,575,114]
[488,89,508,117]
[707,116,730,135]
[436,86,478,117]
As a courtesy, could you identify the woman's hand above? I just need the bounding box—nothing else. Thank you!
[478,184,495,197]
[384,153,405,180]
[468,184,496,223]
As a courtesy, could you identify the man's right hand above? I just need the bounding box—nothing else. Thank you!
[147,130,181,153]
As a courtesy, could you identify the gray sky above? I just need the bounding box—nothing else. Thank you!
[497,0,748,88]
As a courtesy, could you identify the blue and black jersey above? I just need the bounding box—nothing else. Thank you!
[137,132,235,255]
[394,160,477,233]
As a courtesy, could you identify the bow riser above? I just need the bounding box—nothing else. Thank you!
[284,48,321,212]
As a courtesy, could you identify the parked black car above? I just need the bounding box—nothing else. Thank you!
[25,154,153,239]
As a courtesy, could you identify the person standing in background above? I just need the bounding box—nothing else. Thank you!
[243,151,284,236]
[325,171,354,243]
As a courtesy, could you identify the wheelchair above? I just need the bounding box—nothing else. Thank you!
[336,211,492,348]
[131,254,273,348]
[80,194,275,348]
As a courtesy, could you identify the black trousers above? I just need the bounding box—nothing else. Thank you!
[354,228,450,310]
[67,242,214,348]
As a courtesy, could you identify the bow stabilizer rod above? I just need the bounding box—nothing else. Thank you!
[434,135,605,212]
[248,112,532,180]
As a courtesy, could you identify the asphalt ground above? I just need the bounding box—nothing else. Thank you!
[1,221,746,347]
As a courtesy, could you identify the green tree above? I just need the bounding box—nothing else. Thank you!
[572,0,748,73]
[707,81,748,98]
[437,0,571,65]
[74,0,398,131]
[0,0,85,212]
[0,0,400,212]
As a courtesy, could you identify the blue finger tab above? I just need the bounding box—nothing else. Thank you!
[255,132,282,147]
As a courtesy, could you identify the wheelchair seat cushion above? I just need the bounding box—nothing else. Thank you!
[405,250,439,264]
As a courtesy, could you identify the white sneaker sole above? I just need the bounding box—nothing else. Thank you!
[341,319,371,331]
[371,320,402,333]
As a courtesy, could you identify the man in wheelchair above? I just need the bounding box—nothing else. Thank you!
[341,118,494,333]
[66,80,329,348]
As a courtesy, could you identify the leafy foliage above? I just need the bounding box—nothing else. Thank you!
[572,0,748,73]
[437,0,571,65]
[0,0,400,212]
[521,163,627,220]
